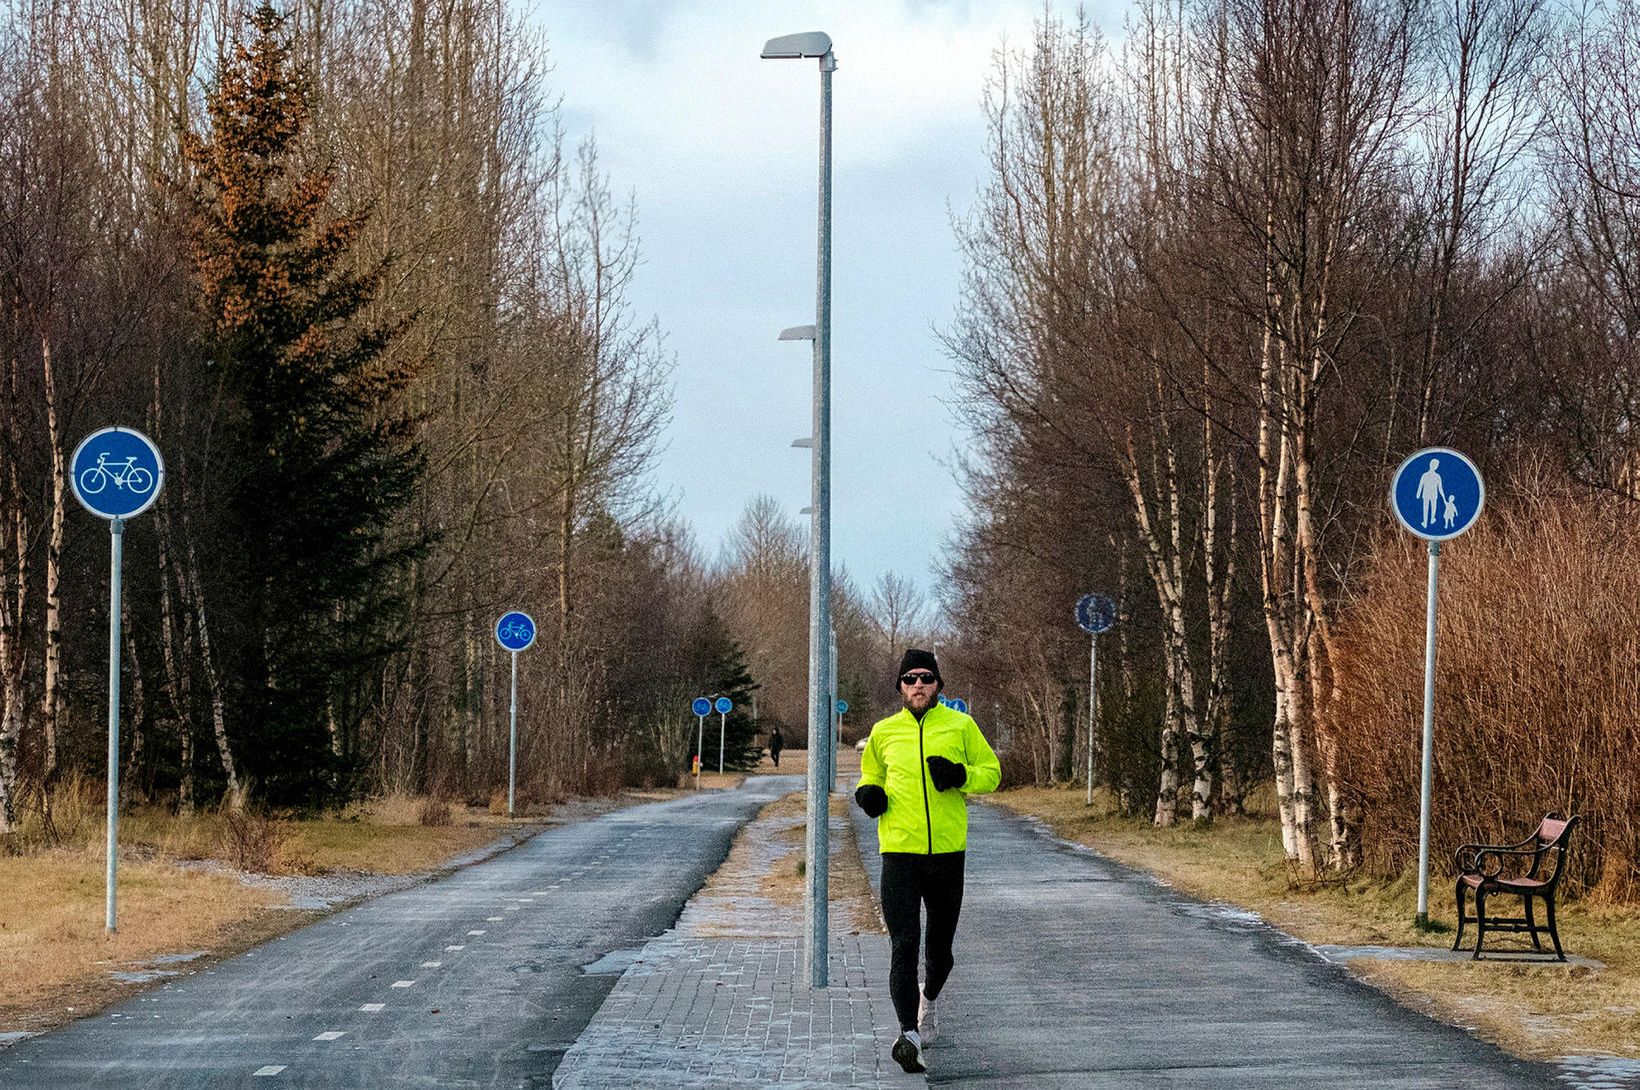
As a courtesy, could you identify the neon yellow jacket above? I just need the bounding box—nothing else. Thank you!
[856,702,1001,854]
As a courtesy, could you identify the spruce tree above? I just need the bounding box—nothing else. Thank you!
[693,609,764,772]
[183,3,425,806]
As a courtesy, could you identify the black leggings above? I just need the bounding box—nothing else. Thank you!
[880,851,965,1032]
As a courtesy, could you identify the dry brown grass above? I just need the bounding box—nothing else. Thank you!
[0,853,283,1032]
[992,783,1640,1060]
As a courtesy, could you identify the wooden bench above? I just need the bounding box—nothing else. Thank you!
[1452,813,1580,961]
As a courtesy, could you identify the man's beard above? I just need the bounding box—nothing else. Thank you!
[904,689,937,714]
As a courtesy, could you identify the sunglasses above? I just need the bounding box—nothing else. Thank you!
[899,672,938,686]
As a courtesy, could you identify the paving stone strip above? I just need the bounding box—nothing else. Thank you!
[552,793,920,1089]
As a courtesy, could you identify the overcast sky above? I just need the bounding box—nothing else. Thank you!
[538,1,1116,599]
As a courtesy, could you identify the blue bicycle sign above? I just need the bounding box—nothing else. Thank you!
[70,427,164,520]
[494,611,536,652]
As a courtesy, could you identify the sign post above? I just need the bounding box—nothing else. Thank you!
[70,427,164,933]
[1075,594,1118,806]
[494,611,537,817]
[692,697,712,785]
[1390,447,1484,928]
[714,696,733,773]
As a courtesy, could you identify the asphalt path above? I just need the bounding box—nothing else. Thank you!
[852,799,1563,1089]
[0,775,798,1089]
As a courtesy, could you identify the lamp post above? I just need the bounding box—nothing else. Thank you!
[763,28,835,990]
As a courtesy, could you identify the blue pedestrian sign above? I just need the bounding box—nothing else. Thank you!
[714,696,733,715]
[835,699,848,715]
[692,697,712,717]
[71,427,163,520]
[494,611,536,652]
[1391,447,1485,542]
[951,698,969,714]
[1075,594,1116,635]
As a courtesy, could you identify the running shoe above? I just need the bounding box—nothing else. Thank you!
[918,987,938,1044]
[891,1030,925,1073]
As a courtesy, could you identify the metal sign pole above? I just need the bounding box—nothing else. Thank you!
[507,649,518,818]
[718,710,726,774]
[105,518,124,933]
[1086,633,1098,807]
[1415,541,1441,927]
[696,714,705,784]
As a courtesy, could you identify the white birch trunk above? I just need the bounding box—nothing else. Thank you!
[41,334,64,782]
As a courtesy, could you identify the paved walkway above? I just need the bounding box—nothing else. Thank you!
[554,777,1622,1089]
[553,788,917,1088]
[893,803,1567,1088]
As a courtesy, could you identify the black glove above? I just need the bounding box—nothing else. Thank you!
[854,783,888,818]
[926,755,967,791]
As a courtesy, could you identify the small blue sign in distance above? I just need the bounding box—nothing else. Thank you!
[937,694,950,706]
[70,427,164,520]
[692,697,712,717]
[1075,593,1117,635]
[951,698,969,714]
[494,611,536,652]
[835,699,848,715]
[714,696,732,715]
[1391,447,1485,542]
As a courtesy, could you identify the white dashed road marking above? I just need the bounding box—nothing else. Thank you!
[468,930,486,936]
[421,961,442,968]
[445,945,465,951]
[391,980,415,988]
[313,1031,346,1042]
[486,916,503,922]
[252,1065,286,1076]
[360,1003,385,1013]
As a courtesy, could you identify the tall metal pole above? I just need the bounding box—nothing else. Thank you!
[803,48,835,990]
[828,627,838,793]
[1086,634,1098,806]
[105,519,124,933]
[718,709,727,774]
[507,649,518,818]
[1415,541,1441,927]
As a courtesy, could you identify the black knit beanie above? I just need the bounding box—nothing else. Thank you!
[896,648,941,685]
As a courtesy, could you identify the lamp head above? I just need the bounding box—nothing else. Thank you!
[761,31,833,59]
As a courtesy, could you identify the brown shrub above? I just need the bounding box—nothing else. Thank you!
[417,797,453,827]
[1332,479,1640,900]
[220,810,292,874]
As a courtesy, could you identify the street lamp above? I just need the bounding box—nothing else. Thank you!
[763,28,835,991]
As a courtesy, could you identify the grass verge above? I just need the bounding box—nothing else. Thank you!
[990,784,1640,1061]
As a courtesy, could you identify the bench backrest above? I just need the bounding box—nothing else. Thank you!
[1532,813,1580,884]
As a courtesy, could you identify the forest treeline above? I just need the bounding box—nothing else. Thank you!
[0,0,937,833]
[939,2,1640,898]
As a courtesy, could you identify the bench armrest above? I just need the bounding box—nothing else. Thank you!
[1454,845,1540,878]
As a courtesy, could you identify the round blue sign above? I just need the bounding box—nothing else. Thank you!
[714,696,732,715]
[494,611,536,652]
[951,698,969,714]
[692,697,712,717]
[835,699,848,715]
[937,694,950,706]
[70,427,164,520]
[1391,447,1485,542]
[1075,594,1117,635]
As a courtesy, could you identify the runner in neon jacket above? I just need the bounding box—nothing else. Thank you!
[854,648,1000,1073]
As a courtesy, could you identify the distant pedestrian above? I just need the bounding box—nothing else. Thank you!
[768,725,783,768]
[854,648,1000,1074]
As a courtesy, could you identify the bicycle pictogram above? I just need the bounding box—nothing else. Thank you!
[498,620,533,643]
[78,453,155,496]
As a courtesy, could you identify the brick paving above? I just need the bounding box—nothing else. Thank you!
[552,791,921,1089]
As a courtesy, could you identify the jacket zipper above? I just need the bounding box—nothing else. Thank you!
[918,709,933,854]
